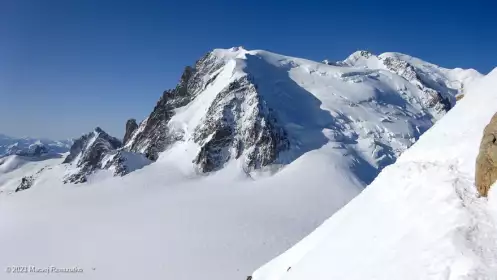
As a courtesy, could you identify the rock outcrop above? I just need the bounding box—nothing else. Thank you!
[193,76,289,172]
[16,176,35,192]
[475,112,497,197]
[63,128,123,183]
[63,127,151,183]
[15,166,51,192]
[123,119,138,146]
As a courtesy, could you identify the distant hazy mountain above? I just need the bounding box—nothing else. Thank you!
[0,133,72,158]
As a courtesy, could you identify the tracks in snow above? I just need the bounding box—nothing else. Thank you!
[449,163,497,279]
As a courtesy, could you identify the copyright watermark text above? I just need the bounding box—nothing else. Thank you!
[5,265,84,274]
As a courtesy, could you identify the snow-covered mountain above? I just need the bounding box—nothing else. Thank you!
[0,47,485,280]
[0,133,72,158]
[122,47,481,179]
[251,68,497,280]
[31,46,482,186]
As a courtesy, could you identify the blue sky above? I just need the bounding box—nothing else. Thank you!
[1,0,495,139]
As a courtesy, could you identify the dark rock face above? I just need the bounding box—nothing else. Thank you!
[63,128,123,183]
[124,51,289,172]
[193,76,289,172]
[64,127,122,164]
[16,176,34,192]
[15,166,50,192]
[123,119,138,146]
[127,53,227,161]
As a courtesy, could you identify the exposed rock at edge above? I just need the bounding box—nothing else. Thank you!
[475,112,497,197]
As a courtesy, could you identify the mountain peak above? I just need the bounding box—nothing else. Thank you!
[229,46,246,52]
[94,127,105,134]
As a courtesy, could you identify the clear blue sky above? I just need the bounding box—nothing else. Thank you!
[1,0,495,139]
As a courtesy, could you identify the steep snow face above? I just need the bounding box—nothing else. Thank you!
[126,47,480,180]
[0,134,72,158]
[251,68,497,280]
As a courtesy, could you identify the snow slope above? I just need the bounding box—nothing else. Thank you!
[342,50,482,93]
[0,150,362,280]
[0,48,484,280]
[251,68,497,280]
[0,154,65,194]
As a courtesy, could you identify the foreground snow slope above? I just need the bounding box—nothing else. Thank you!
[0,153,361,280]
[252,68,497,280]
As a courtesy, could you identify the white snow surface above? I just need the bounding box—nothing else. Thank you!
[251,68,497,280]
[0,48,485,280]
[0,154,66,194]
